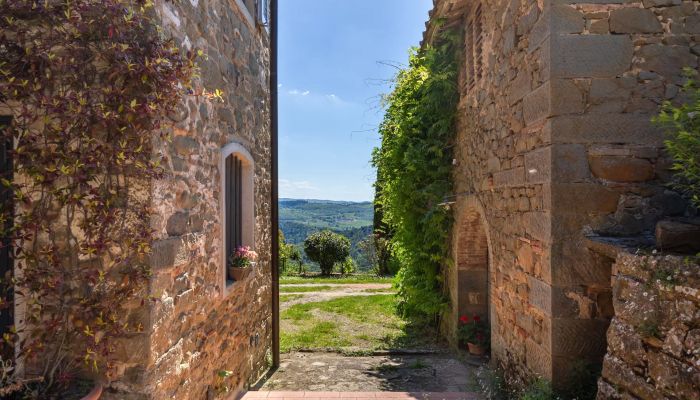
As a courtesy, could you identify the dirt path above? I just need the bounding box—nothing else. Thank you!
[281,283,394,310]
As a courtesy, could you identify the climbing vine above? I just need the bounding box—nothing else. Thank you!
[0,0,197,395]
[372,31,460,322]
[654,68,700,208]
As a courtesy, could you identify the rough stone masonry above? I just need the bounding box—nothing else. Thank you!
[102,0,273,398]
[424,0,699,391]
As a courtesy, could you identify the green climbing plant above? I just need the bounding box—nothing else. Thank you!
[372,30,460,322]
[654,68,700,208]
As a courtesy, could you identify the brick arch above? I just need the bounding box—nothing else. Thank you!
[455,208,490,324]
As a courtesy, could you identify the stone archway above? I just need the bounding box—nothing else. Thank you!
[445,197,492,347]
[455,208,490,324]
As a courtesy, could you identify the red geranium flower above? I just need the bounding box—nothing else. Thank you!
[473,315,481,322]
[460,315,469,324]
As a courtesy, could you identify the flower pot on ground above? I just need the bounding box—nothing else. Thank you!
[228,246,258,281]
[458,314,490,356]
[467,342,486,356]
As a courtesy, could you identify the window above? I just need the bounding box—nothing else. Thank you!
[0,116,13,357]
[465,4,483,90]
[236,0,269,29]
[221,143,255,288]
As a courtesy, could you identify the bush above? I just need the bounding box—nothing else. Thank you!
[339,257,357,275]
[654,68,700,208]
[304,230,351,276]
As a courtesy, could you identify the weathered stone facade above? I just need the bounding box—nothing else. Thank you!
[596,251,700,400]
[105,1,272,398]
[426,0,699,389]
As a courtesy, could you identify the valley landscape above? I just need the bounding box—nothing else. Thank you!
[279,198,374,272]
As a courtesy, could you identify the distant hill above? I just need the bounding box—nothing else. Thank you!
[279,199,374,271]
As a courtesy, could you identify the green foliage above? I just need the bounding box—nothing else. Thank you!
[339,257,357,275]
[520,379,555,400]
[654,68,700,208]
[304,230,351,275]
[372,32,460,320]
[279,275,391,285]
[279,230,301,275]
[280,199,374,271]
[0,0,196,393]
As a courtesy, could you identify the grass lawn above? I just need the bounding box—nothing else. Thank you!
[362,288,396,293]
[280,275,393,285]
[279,285,334,293]
[280,294,438,353]
[280,294,304,302]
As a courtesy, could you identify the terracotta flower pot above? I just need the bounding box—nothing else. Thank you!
[80,384,103,400]
[228,266,249,281]
[467,342,486,356]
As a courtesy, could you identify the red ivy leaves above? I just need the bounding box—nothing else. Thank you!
[0,0,197,390]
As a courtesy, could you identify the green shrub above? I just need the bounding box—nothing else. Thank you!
[304,230,351,276]
[654,68,700,208]
[372,30,460,321]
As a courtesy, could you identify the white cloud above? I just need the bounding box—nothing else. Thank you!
[279,179,321,198]
[301,90,310,96]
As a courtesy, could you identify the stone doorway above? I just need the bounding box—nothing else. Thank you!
[446,199,491,348]
[456,209,489,323]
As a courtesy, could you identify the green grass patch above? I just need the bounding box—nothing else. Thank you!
[280,294,304,302]
[280,294,437,353]
[280,275,392,285]
[362,288,396,293]
[279,285,334,293]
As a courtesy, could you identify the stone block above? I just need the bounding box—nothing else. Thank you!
[637,44,698,77]
[552,144,590,182]
[166,211,190,236]
[550,114,663,146]
[525,211,552,243]
[551,318,609,358]
[551,34,633,78]
[526,337,553,379]
[551,5,585,34]
[606,319,646,367]
[529,276,553,315]
[493,167,526,187]
[524,146,551,184]
[150,238,185,270]
[588,156,655,182]
[600,354,663,400]
[523,83,551,125]
[655,218,700,253]
[552,183,620,213]
[610,8,663,33]
[647,351,700,399]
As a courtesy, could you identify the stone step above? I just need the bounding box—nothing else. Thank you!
[241,392,482,400]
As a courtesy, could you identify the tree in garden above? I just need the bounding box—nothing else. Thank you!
[654,68,700,208]
[289,246,305,275]
[303,230,350,276]
[279,230,292,274]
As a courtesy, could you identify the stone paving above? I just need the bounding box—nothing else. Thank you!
[241,392,481,399]
[255,352,479,392]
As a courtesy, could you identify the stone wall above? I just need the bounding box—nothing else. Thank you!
[104,1,272,398]
[597,252,700,400]
[431,0,699,389]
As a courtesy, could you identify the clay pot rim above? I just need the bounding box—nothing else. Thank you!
[80,383,103,400]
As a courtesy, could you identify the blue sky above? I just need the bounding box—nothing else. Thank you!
[279,0,433,202]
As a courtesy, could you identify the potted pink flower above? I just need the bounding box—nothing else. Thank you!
[458,314,490,356]
[228,246,258,281]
